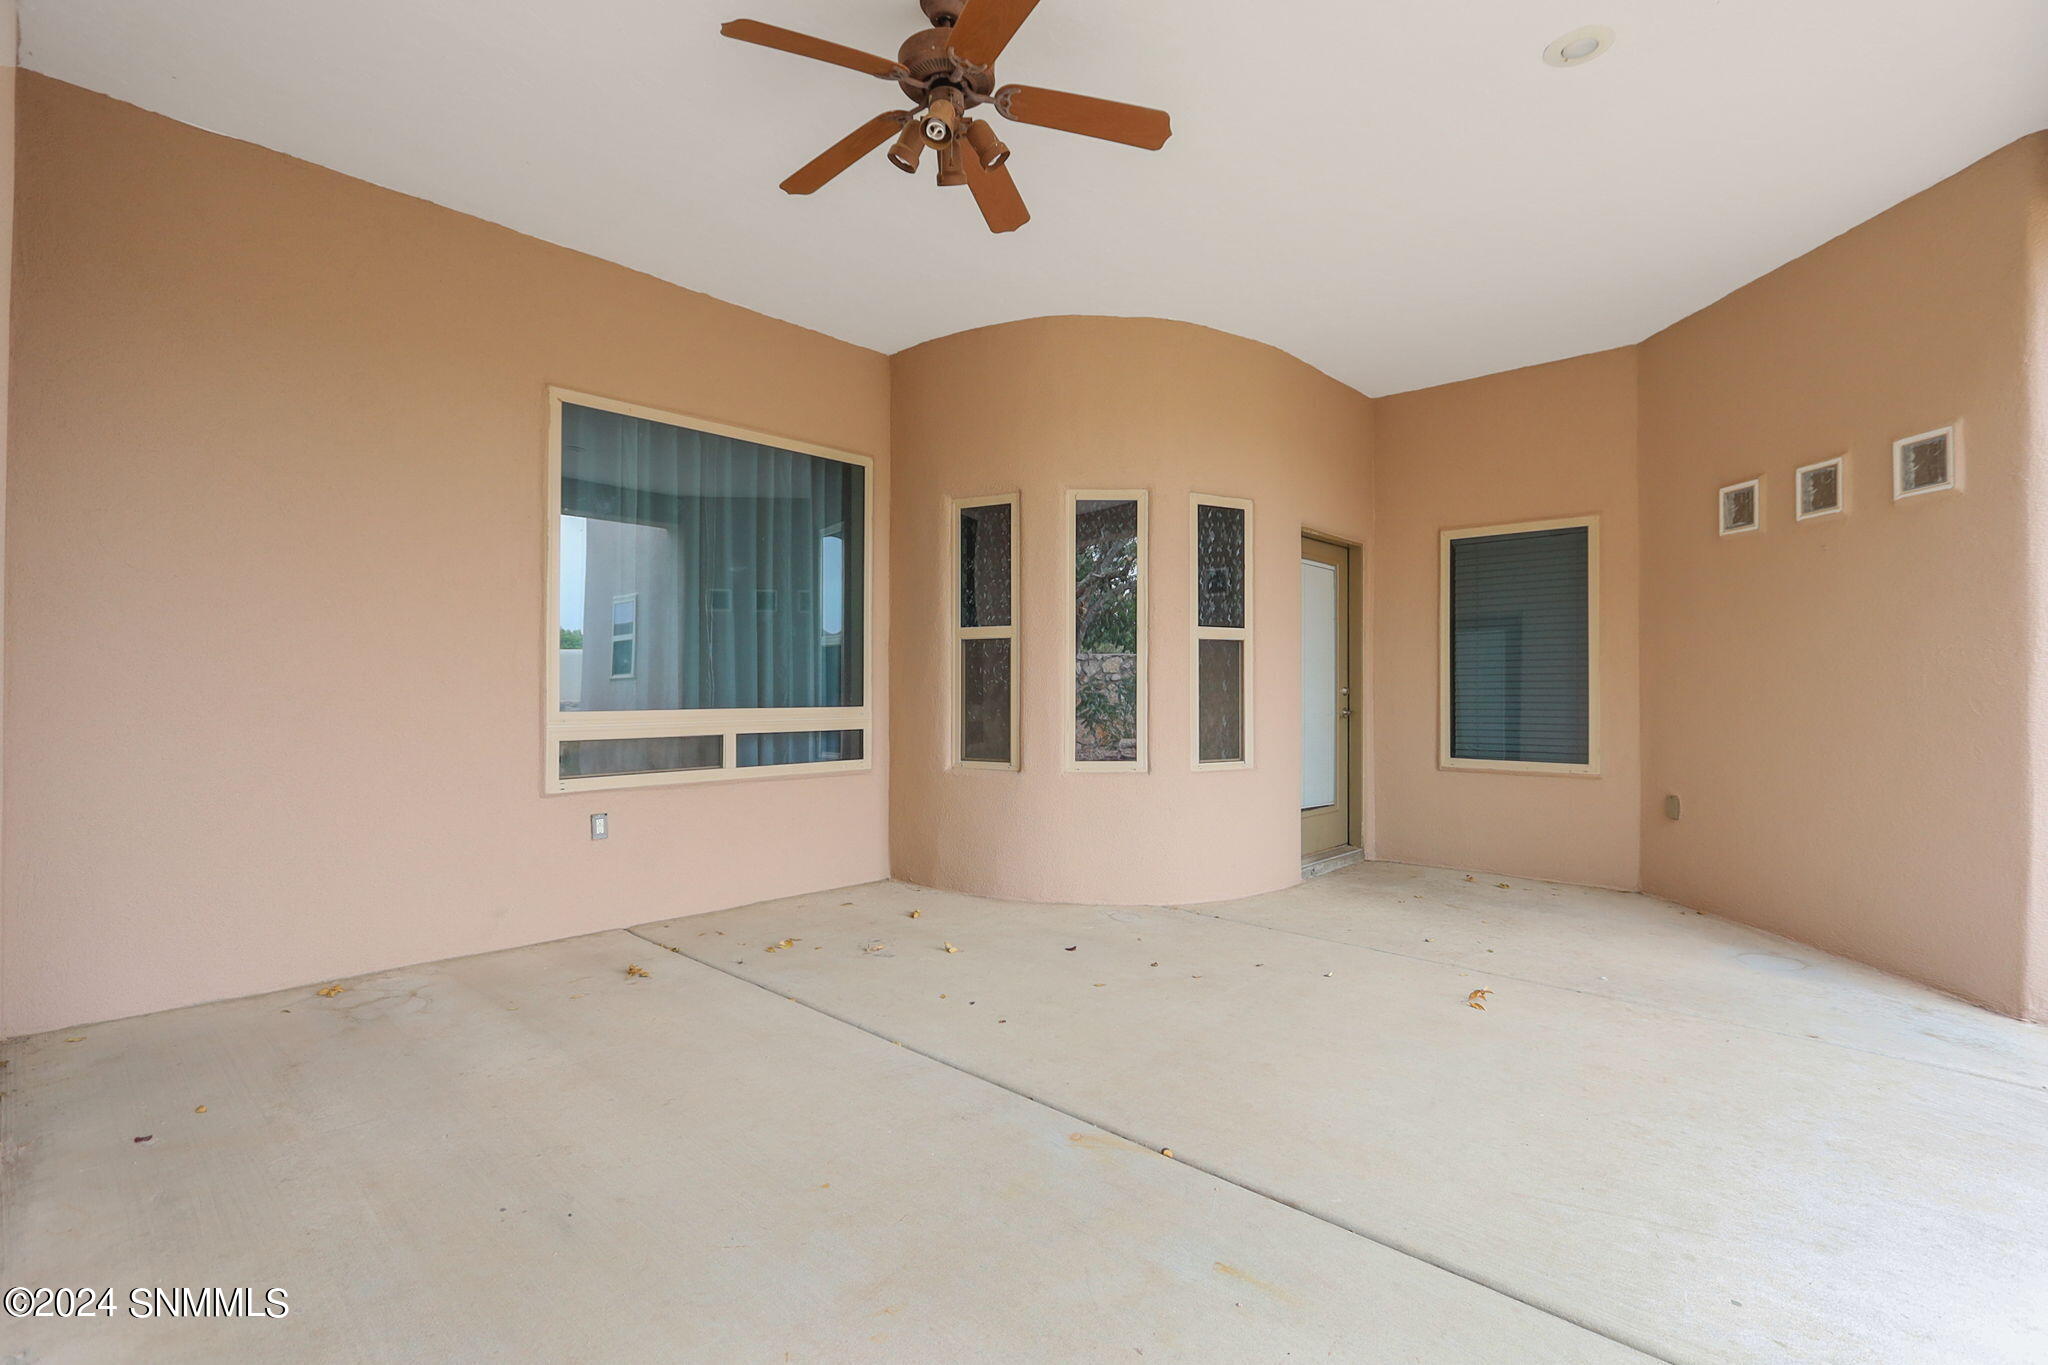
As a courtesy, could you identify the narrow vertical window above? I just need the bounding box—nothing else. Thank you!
[1440,517,1599,775]
[1069,491,1148,770]
[1191,495,1253,767]
[952,494,1018,769]
[609,594,638,679]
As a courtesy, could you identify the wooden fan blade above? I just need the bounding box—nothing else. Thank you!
[994,85,1171,150]
[721,19,906,80]
[780,113,910,194]
[960,150,1030,233]
[948,0,1040,68]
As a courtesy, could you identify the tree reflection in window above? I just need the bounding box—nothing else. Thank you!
[1074,498,1140,763]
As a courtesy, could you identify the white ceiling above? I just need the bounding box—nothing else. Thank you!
[21,1,2048,395]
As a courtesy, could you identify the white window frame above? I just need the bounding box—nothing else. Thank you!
[544,386,875,794]
[1718,477,1762,536]
[1892,425,1960,501]
[950,492,1020,772]
[608,593,638,679]
[1795,455,1846,521]
[1189,493,1253,771]
[1064,488,1149,773]
[1438,514,1602,778]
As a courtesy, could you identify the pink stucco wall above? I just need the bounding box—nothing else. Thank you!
[1,77,892,1035]
[888,318,1374,905]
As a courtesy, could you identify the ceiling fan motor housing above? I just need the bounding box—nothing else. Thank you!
[897,27,995,104]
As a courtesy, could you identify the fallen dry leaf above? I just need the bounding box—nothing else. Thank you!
[862,940,886,954]
[133,1134,153,1144]
[943,942,959,954]
[1496,882,1511,889]
[194,1105,207,1114]
[1466,989,1493,1010]
[1161,1148,1175,1158]
[763,938,798,953]
[908,910,920,919]
[315,984,347,998]
[625,964,651,978]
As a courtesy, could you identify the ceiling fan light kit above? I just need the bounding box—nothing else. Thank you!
[722,0,1173,234]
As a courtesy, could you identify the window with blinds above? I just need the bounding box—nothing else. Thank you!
[1441,520,1597,772]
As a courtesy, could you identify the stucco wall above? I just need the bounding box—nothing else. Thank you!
[2,76,892,1035]
[889,318,1374,905]
[1638,133,2047,1017]
[1369,348,1643,890]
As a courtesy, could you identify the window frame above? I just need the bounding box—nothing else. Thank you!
[1189,493,1254,771]
[1892,424,1960,501]
[949,492,1021,772]
[1718,477,1762,536]
[1795,455,1846,521]
[1064,488,1150,773]
[608,592,639,680]
[543,386,876,795]
[1437,514,1602,778]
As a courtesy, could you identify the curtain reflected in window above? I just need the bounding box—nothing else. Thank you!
[558,402,864,714]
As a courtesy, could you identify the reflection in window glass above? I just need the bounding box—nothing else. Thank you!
[1075,498,1141,764]
[960,502,1014,628]
[557,402,864,713]
[559,734,721,780]
[954,497,1018,768]
[1193,497,1252,769]
[960,637,1012,765]
[735,730,864,767]
[609,593,638,679]
[1448,525,1590,765]
[1196,504,1246,628]
[820,535,845,636]
[1197,638,1245,763]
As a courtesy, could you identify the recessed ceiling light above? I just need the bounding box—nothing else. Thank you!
[1543,24,1615,67]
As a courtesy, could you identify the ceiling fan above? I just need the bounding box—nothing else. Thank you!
[720,0,1172,233]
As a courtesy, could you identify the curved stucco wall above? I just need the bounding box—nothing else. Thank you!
[889,317,1374,904]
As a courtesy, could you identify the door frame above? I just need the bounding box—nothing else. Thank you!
[1300,529,1364,859]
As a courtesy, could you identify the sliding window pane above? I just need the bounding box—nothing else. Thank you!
[735,730,865,768]
[1197,638,1245,763]
[558,735,722,780]
[1075,499,1140,763]
[960,638,1013,765]
[558,402,864,714]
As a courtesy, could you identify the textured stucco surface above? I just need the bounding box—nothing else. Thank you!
[2,76,892,1035]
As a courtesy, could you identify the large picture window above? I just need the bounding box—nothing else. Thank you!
[1440,517,1599,775]
[547,389,872,792]
[952,494,1018,770]
[1067,490,1148,770]
[1191,495,1252,768]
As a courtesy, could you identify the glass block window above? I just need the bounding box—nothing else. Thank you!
[1893,427,1958,500]
[1719,478,1761,535]
[1070,492,1147,769]
[1192,495,1252,767]
[1796,456,1845,520]
[1441,519,1598,773]
[953,495,1019,768]
[547,389,872,792]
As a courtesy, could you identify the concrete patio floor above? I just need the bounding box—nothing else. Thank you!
[5,862,2045,1362]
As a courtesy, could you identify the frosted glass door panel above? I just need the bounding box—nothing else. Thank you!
[1301,559,1338,809]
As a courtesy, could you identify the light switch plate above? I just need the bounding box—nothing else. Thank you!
[590,813,608,840]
